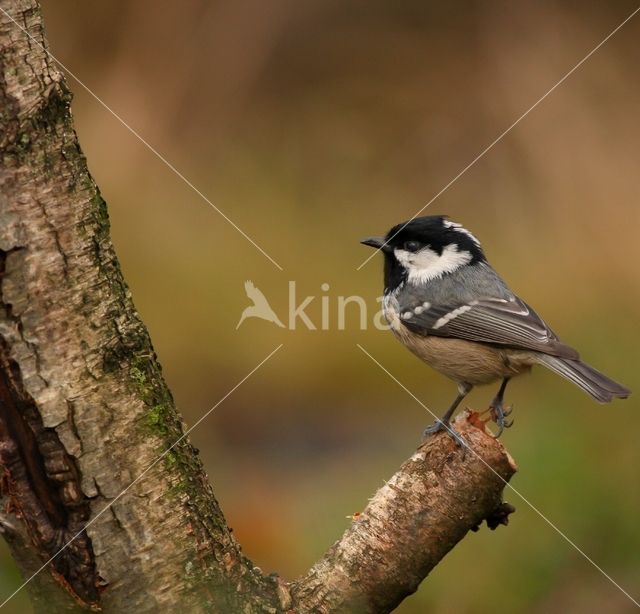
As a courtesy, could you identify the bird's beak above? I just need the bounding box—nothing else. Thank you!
[360,236,391,252]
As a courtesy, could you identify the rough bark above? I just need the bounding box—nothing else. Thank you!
[0,1,281,611]
[291,411,517,613]
[0,1,516,612]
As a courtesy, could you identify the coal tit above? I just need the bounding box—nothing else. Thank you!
[362,215,630,443]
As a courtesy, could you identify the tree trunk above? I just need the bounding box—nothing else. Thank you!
[0,1,516,612]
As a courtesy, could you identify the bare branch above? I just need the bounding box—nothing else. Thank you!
[290,411,517,613]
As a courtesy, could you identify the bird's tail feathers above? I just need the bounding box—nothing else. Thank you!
[536,355,630,403]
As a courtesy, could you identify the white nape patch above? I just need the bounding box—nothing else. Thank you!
[394,244,472,284]
[433,304,472,329]
[443,220,481,247]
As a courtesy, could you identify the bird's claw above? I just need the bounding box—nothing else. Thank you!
[423,420,467,448]
[489,401,514,439]
[423,419,445,436]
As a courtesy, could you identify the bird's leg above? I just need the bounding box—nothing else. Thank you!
[423,383,472,447]
[489,377,513,438]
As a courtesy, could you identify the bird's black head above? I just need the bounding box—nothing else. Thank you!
[361,215,486,291]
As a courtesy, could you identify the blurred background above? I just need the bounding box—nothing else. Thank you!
[2,1,640,612]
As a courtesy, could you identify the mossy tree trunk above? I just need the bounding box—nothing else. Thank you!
[0,1,516,612]
[0,1,282,611]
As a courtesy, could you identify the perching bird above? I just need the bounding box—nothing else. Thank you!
[361,216,630,443]
[236,280,285,329]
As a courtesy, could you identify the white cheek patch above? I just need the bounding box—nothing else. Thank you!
[394,246,439,274]
[394,244,472,283]
[443,220,481,247]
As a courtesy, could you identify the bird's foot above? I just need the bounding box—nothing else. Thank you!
[489,400,514,439]
[423,419,466,448]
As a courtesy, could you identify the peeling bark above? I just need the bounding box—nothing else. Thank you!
[0,331,99,608]
[1,1,517,612]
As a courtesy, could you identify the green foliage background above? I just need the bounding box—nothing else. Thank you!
[2,1,639,612]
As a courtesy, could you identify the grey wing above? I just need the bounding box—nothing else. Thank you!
[398,295,579,359]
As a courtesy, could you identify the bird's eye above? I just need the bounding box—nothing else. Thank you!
[403,240,421,252]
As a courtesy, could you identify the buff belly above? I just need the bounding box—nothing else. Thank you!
[394,326,534,386]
